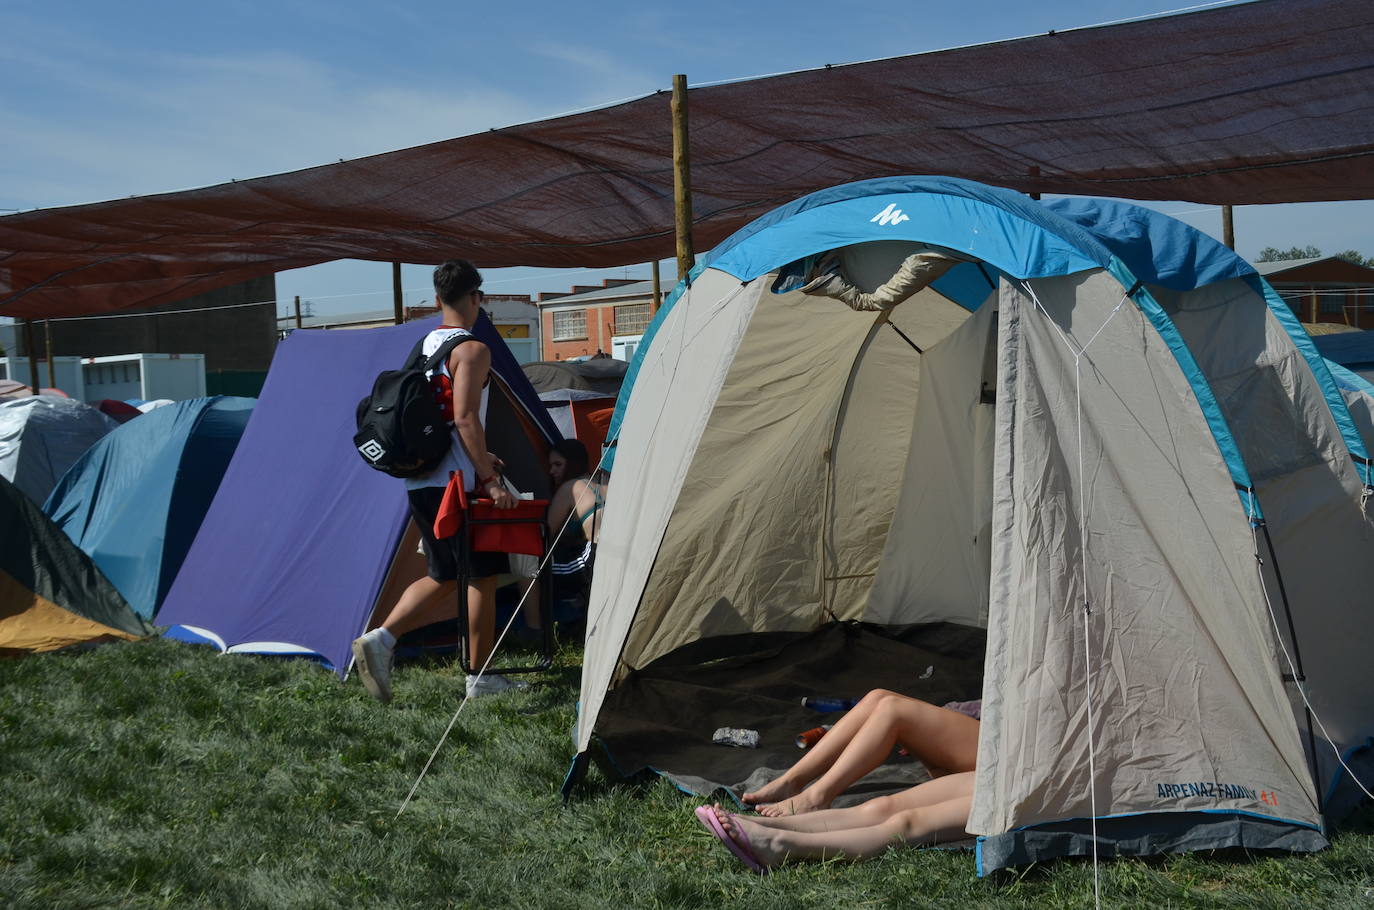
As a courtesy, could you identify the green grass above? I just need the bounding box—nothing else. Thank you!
[1,638,1372,909]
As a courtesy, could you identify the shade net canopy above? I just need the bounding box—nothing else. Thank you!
[3,0,1373,318]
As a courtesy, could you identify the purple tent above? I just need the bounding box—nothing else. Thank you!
[160,314,558,675]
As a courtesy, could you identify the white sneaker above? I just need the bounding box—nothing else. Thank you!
[352,631,394,702]
[465,672,529,698]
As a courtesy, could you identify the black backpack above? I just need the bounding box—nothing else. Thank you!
[353,333,473,478]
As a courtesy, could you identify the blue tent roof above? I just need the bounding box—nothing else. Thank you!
[44,396,255,620]
[1313,331,1374,372]
[606,177,1267,471]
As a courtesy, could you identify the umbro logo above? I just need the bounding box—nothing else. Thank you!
[358,439,386,463]
[870,203,910,226]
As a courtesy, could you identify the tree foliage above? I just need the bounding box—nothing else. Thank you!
[1256,245,1374,268]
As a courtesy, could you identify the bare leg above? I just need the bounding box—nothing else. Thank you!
[725,772,974,834]
[743,688,897,806]
[718,776,974,866]
[382,577,458,638]
[752,692,978,817]
[467,575,498,669]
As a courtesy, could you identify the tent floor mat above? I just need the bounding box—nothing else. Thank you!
[592,621,985,806]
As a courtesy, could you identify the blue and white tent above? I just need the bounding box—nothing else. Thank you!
[577,177,1374,872]
[43,396,255,621]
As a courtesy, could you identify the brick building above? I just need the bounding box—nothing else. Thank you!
[1256,257,1374,329]
[537,279,659,361]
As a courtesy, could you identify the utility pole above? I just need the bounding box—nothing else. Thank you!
[671,74,694,285]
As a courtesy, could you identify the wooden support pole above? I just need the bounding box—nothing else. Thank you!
[671,74,694,284]
[44,320,54,388]
[392,262,404,325]
[1221,204,1235,250]
[294,295,303,329]
[23,319,39,395]
[651,260,662,313]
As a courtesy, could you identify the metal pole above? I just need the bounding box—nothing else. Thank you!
[1222,205,1235,250]
[294,295,302,330]
[651,260,662,313]
[44,320,54,387]
[23,319,39,394]
[392,262,404,325]
[671,74,694,284]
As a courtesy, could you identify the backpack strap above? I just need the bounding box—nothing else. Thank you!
[414,331,476,375]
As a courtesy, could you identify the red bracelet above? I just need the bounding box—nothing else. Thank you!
[479,474,500,487]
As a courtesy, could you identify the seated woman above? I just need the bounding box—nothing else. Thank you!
[519,439,604,634]
[696,690,981,871]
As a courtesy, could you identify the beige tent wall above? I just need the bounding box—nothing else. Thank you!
[619,287,881,668]
[971,273,1319,837]
[576,270,766,750]
[865,297,997,627]
[1160,278,1374,801]
[822,271,978,618]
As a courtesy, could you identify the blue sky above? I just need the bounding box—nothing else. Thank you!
[3,0,1371,318]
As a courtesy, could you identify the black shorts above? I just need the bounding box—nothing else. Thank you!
[407,486,511,582]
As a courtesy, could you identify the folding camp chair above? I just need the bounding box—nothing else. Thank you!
[435,473,552,674]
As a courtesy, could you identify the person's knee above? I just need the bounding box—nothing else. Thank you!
[859,793,900,823]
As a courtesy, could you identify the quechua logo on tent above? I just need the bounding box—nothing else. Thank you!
[870,203,911,226]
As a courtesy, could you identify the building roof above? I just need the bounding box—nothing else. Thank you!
[539,280,658,307]
[1253,257,1328,275]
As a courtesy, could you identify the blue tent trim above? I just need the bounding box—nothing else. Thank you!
[1245,276,1372,486]
[1326,359,1374,396]
[1106,259,1261,520]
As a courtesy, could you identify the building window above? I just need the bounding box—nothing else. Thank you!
[1319,292,1345,315]
[552,309,587,341]
[614,303,652,336]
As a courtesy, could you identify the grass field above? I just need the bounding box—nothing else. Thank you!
[2,637,1372,909]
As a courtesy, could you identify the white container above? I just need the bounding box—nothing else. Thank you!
[80,353,207,402]
[0,356,86,397]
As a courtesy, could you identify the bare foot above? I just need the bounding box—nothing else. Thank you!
[717,809,786,868]
[755,786,833,817]
[741,774,804,807]
[714,802,788,829]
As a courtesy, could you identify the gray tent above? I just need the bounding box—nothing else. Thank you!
[571,178,1374,873]
[0,396,116,505]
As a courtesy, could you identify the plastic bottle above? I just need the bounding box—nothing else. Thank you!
[801,696,859,713]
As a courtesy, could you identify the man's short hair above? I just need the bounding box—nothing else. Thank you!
[433,260,483,306]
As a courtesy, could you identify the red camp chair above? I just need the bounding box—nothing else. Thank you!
[434,472,552,674]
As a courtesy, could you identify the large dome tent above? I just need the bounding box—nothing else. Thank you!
[574,177,1374,873]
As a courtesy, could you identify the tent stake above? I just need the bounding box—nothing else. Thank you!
[671,74,694,284]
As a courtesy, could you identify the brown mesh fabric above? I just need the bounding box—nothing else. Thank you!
[2,0,1372,317]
